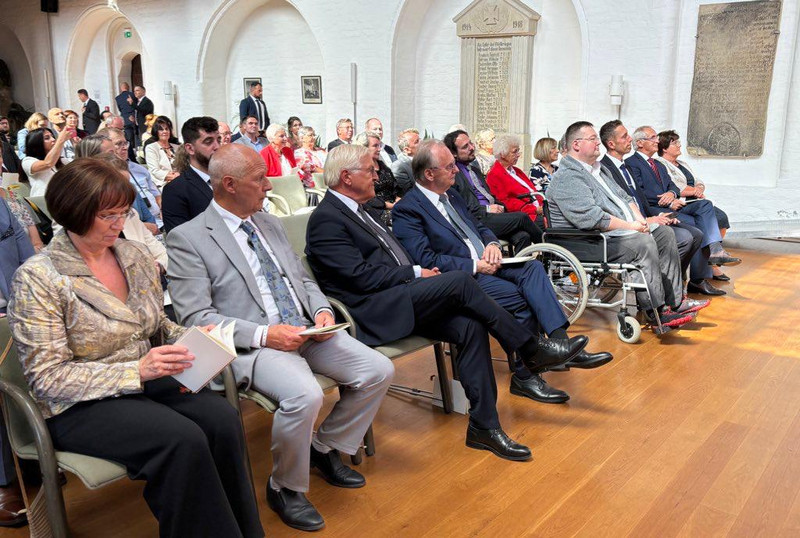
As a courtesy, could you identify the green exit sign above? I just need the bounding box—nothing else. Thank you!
[124,30,132,38]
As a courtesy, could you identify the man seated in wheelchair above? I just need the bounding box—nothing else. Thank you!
[546,121,706,331]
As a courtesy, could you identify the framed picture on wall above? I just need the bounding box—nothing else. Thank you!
[243,77,261,98]
[301,76,322,104]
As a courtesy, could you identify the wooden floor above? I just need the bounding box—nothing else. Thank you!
[3,245,800,537]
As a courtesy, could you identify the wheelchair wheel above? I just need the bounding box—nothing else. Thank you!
[515,243,588,323]
[616,315,641,343]
[590,274,622,304]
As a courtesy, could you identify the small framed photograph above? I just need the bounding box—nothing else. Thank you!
[301,76,322,104]
[243,77,261,98]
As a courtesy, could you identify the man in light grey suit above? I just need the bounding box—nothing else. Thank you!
[166,143,394,532]
[390,128,420,196]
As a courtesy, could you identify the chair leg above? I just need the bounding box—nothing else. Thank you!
[434,343,453,414]
[448,343,460,380]
[363,424,375,457]
[350,450,363,466]
[506,351,516,373]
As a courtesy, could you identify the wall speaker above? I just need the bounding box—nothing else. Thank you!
[41,0,58,13]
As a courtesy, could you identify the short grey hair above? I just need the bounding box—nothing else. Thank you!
[474,129,495,151]
[324,144,371,188]
[354,130,381,147]
[97,127,124,139]
[397,128,419,151]
[74,133,111,158]
[492,134,521,158]
[265,123,286,142]
[336,118,353,131]
[631,126,654,146]
[412,139,446,182]
[104,115,122,127]
[297,126,316,140]
[208,144,257,189]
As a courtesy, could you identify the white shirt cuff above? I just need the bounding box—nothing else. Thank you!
[413,265,422,278]
[252,325,268,348]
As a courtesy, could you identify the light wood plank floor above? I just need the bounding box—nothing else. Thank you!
[3,245,800,537]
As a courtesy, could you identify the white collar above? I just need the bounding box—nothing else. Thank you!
[190,165,210,182]
[329,188,360,214]
[605,154,624,168]
[415,183,444,206]
[636,150,654,161]
[211,200,253,235]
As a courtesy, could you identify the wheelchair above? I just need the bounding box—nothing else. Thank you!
[509,196,667,343]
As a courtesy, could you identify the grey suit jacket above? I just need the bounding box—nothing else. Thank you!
[165,204,330,389]
[390,154,414,195]
[547,155,637,237]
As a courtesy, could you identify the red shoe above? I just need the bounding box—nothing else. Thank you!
[673,298,710,315]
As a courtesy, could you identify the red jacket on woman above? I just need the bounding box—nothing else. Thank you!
[485,160,543,221]
[260,145,297,177]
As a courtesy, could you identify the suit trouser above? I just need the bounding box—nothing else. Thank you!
[124,124,137,161]
[671,222,708,280]
[605,226,682,310]
[483,211,543,254]
[46,377,263,538]
[676,199,722,248]
[250,332,394,493]
[407,271,535,429]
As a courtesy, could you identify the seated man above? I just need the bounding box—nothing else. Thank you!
[390,128,419,196]
[161,116,219,233]
[167,143,394,532]
[547,121,699,331]
[306,144,585,462]
[626,125,740,293]
[392,140,613,403]
[444,130,543,253]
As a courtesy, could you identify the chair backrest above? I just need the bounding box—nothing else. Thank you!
[0,318,37,450]
[269,175,309,214]
[280,211,312,256]
[311,173,327,191]
[7,182,30,199]
[26,196,52,221]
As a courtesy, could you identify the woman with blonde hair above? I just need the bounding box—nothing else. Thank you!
[16,112,49,159]
[529,137,559,191]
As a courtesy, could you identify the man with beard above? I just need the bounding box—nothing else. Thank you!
[162,117,221,232]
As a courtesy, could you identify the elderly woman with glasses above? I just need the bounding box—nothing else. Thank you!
[7,158,263,537]
[486,134,544,224]
[356,130,402,226]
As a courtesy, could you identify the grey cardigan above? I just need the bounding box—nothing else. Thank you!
[546,155,637,237]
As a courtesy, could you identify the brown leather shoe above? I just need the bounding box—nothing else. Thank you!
[0,482,27,527]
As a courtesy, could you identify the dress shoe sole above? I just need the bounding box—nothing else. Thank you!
[310,462,365,489]
[0,515,27,528]
[708,258,741,267]
[712,274,730,281]
[266,496,326,532]
[688,286,726,296]
[465,439,532,461]
[509,384,570,404]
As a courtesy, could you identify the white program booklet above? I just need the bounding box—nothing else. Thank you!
[500,256,535,265]
[298,322,351,336]
[172,321,236,392]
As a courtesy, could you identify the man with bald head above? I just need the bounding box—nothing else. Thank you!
[166,143,394,532]
[218,121,233,145]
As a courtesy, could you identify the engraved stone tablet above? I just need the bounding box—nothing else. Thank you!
[475,38,512,132]
[687,1,782,157]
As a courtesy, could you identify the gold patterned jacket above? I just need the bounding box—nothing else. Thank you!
[7,232,186,419]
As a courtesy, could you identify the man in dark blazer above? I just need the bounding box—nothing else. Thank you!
[132,85,154,147]
[77,89,100,134]
[365,118,397,165]
[238,82,270,133]
[0,198,34,527]
[392,140,612,403]
[598,120,719,298]
[1,138,26,181]
[326,118,353,151]
[115,82,137,160]
[444,130,542,254]
[162,117,219,232]
[306,144,584,462]
[626,125,739,293]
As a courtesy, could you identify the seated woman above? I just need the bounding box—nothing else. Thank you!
[0,161,44,251]
[287,116,303,149]
[144,116,180,187]
[474,128,496,176]
[136,113,158,163]
[17,112,49,160]
[355,130,402,226]
[486,134,544,225]
[21,127,72,196]
[655,130,732,281]
[7,158,262,537]
[259,123,297,177]
[529,137,559,192]
[294,125,325,188]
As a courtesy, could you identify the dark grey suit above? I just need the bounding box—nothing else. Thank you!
[166,203,393,492]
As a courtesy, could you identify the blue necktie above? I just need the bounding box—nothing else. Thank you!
[620,164,636,194]
[439,194,485,258]
[240,221,308,326]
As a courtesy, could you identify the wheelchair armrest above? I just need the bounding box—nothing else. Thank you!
[544,228,602,237]
[326,297,358,338]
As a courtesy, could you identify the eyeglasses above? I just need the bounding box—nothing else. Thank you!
[670,140,682,147]
[114,141,129,148]
[430,163,459,172]
[97,209,135,224]
[575,136,600,143]
[644,136,659,142]
[349,166,378,175]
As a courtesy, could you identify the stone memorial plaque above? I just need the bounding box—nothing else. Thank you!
[687,1,782,157]
[475,38,512,132]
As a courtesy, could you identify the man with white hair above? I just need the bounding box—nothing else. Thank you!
[390,128,420,195]
[326,118,353,151]
[364,117,397,166]
[218,121,233,145]
[167,143,393,532]
[233,116,267,153]
[104,114,125,131]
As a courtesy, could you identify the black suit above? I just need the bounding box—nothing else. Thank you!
[238,96,269,131]
[161,167,214,233]
[326,139,348,152]
[81,98,101,134]
[1,139,26,181]
[452,161,542,254]
[306,191,536,429]
[600,155,702,278]
[382,144,398,162]
[115,90,137,160]
[133,95,154,143]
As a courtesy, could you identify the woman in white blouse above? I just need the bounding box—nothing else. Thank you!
[144,117,180,187]
[21,127,72,196]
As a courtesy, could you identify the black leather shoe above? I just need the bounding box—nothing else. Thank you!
[522,335,587,373]
[266,478,325,532]
[550,350,613,372]
[688,279,726,296]
[509,374,569,403]
[712,273,730,281]
[465,424,531,461]
[310,447,365,488]
[0,482,26,528]
[708,253,741,266]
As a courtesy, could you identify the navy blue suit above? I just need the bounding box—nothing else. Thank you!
[115,90,137,159]
[307,190,537,429]
[161,167,214,233]
[392,186,568,336]
[238,96,269,130]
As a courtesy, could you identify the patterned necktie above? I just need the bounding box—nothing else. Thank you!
[439,194,485,258]
[240,221,307,326]
[620,164,636,194]
[356,205,411,265]
[467,168,495,204]
[647,158,664,187]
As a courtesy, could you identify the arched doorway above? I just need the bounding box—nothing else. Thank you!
[131,54,143,88]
